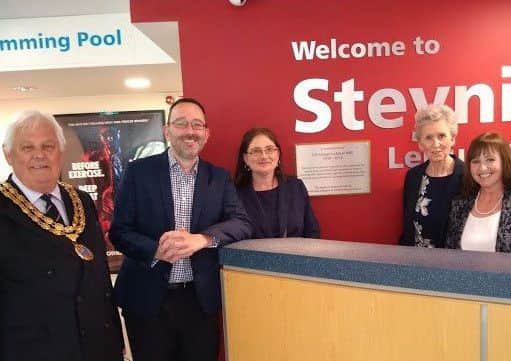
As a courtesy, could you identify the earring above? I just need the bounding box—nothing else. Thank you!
[244,163,251,172]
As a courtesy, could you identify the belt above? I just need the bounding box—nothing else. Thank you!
[167,281,194,291]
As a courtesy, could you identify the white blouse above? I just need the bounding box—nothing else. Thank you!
[460,211,500,252]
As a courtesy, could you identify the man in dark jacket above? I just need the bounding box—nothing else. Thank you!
[110,98,252,361]
[0,110,124,361]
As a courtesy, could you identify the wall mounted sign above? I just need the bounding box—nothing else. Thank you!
[0,13,174,71]
[296,141,371,196]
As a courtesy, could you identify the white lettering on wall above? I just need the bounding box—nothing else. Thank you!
[388,147,466,169]
[333,79,365,130]
[368,88,406,129]
[502,66,511,121]
[294,66,510,133]
[454,84,494,124]
[291,38,406,61]
[294,78,331,133]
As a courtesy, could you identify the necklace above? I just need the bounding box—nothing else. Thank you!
[0,181,94,261]
[253,176,277,191]
[474,191,503,215]
[426,157,454,177]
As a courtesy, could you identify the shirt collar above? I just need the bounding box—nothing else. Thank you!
[11,173,63,204]
[167,148,198,175]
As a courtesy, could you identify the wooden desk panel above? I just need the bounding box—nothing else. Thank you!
[488,304,511,361]
[223,269,482,361]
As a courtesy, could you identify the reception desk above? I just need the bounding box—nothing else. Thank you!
[219,238,511,361]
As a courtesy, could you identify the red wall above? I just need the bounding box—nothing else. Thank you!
[131,0,511,243]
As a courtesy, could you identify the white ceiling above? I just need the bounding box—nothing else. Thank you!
[0,0,182,100]
[0,0,130,19]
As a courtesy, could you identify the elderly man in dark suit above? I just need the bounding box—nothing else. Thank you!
[0,110,123,361]
[110,97,252,361]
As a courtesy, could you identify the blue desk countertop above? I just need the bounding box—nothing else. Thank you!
[220,238,511,303]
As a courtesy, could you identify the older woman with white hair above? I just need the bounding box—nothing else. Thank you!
[399,104,464,248]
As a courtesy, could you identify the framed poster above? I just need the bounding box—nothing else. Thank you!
[295,141,371,196]
[55,110,166,272]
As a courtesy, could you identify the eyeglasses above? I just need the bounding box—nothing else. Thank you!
[246,146,279,157]
[171,119,207,131]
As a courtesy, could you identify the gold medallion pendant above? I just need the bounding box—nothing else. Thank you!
[74,244,94,261]
[0,181,94,262]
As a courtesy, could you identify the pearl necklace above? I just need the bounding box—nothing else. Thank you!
[474,191,503,215]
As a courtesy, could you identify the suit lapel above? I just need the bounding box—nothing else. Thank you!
[3,176,46,232]
[2,178,76,256]
[1,190,45,235]
[159,152,175,229]
[445,157,462,197]
[58,185,89,258]
[59,184,73,222]
[191,159,207,232]
[6,175,22,194]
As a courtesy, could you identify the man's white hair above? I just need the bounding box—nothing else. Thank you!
[2,110,66,153]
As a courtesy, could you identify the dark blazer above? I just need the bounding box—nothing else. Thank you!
[237,176,320,239]
[0,178,123,361]
[446,190,511,252]
[109,151,252,317]
[399,156,464,248]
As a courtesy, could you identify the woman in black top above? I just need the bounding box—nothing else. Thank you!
[399,104,464,248]
[234,128,319,239]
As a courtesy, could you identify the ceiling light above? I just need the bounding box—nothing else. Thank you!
[124,77,151,89]
[11,85,37,92]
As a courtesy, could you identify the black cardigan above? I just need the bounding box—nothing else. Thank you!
[399,156,464,248]
[446,190,511,252]
[237,176,320,239]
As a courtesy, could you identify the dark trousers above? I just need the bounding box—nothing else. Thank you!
[124,286,219,361]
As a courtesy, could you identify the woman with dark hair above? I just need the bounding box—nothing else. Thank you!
[234,128,320,238]
[446,132,511,252]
